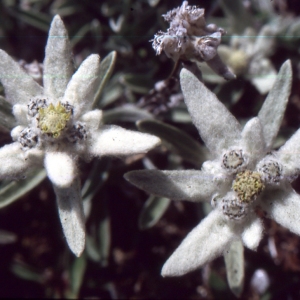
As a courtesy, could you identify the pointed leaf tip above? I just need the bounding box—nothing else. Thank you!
[258,59,292,150]
[180,68,241,155]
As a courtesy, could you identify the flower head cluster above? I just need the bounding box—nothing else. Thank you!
[125,60,300,277]
[218,25,277,94]
[0,15,160,257]
[152,1,235,80]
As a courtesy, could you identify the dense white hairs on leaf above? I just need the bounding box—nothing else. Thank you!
[44,15,74,99]
[258,60,292,150]
[260,188,300,236]
[224,240,244,298]
[241,117,266,166]
[180,68,241,156]
[80,109,102,131]
[241,217,264,250]
[277,128,300,174]
[161,209,236,276]
[63,54,101,117]
[124,170,216,201]
[88,125,160,157]
[12,105,28,126]
[0,50,44,105]
[54,178,85,257]
[44,152,77,188]
[0,143,33,179]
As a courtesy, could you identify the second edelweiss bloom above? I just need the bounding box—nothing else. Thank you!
[125,60,300,277]
[0,15,160,257]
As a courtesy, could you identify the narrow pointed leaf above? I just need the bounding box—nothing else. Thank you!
[241,117,266,165]
[138,195,171,230]
[89,125,160,157]
[0,96,16,130]
[93,51,117,108]
[125,170,216,201]
[224,240,244,298]
[54,179,85,257]
[137,119,208,166]
[162,210,235,276]
[0,50,43,105]
[260,188,300,236]
[0,168,46,209]
[180,68,241,155]
[68,254,87,298]
[258,60,292,150]
[277,128,300,172]
[63,54,101,116]
[103,105,153,124]
[44,15,74,99]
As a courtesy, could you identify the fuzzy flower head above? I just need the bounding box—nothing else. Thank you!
[0,15,160,257]
[125,60,300,277]
[217,26,277,94]
[152,1,235,80]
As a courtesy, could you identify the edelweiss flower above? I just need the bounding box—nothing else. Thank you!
[217,25,277,94]
[152,1,235,80]
[0,15,160,257]
[125,60,300,276]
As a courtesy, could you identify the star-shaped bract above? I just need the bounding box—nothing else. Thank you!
[0,15,160,257]
[125,60,299,276]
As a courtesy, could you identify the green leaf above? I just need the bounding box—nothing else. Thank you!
[0,168,46,209]
[70,23,92,48]
[81,159,110,201]
[224,240,245,297]
[7,7,51,32]
[68,254,87,298]
[85,235,101,262]
[119,74,153,94]
[10,262,42,283]
[93,51,117,108]
[0,96,15,131]
[209,270,227,291]
[103,105,153,124]
[98,215,111,267]
[138,195,170,230]
[137,119,208,166]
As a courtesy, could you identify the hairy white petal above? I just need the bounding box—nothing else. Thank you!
[64,54,101,117]
[11,126,25,141]
[0,50,43,105]
[242,217,264,250]
[12,104,28,126]
[260,188,300,236]
[224,240,244,298]
[88,125,160,157]
[0,142,32,179]
[54,178,85,257]
[277,128,300,174]
[241,117,265,166]
[43,15,74,99]
[80,109,102,130]
[180,68,241,156]
[258,60,292,149]
[44,152,77,188]
[161,209,236,276]
[124,170,217,201]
